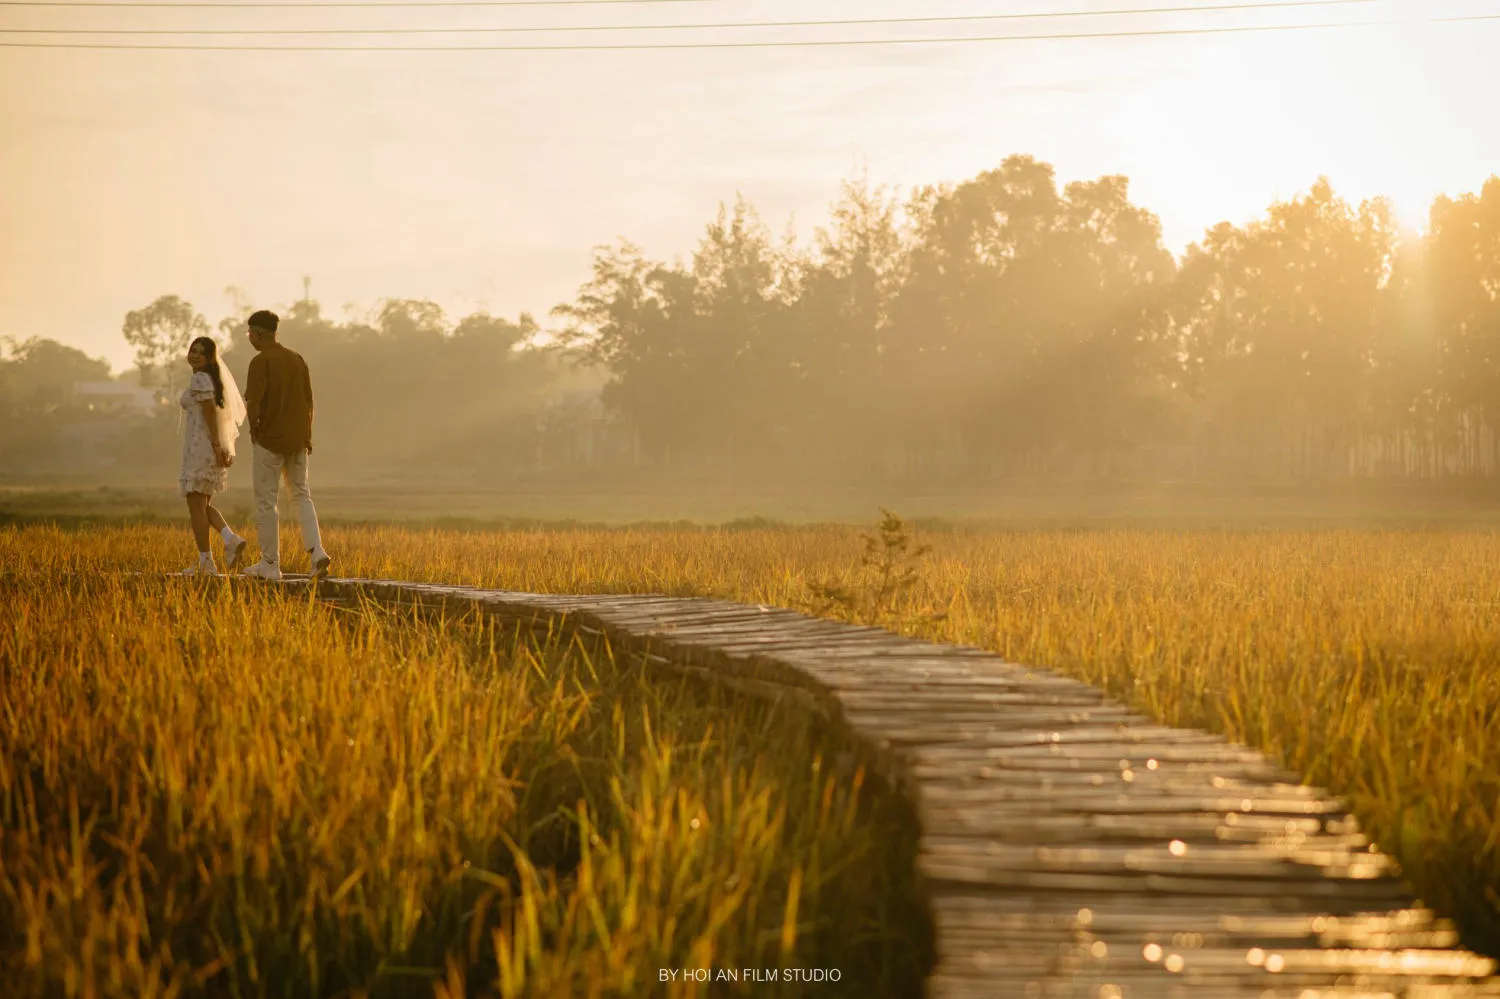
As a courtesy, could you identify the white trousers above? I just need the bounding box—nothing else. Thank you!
[252,444,323,565]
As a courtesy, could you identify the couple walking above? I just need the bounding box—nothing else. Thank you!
[179,309,331,581]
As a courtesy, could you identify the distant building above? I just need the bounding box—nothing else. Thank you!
[72,380,165,418]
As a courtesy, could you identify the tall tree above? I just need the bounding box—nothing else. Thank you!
[376,298,449,342]
[554,203,795,467]
[1425,177,1500,472]
[1171,178,1395,476]
[889,155,1173,477]
[790,177,910,464]
[552,240,686,462]
[688,195,788,461]
[1045,174,1177,469]
[121,295,211,396]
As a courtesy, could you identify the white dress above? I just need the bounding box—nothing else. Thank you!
[178,370,229,497]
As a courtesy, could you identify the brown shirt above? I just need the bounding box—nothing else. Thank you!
[245,343,314,456]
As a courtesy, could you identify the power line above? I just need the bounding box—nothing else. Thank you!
[0,1,1386,36]
[1,11,1495,48]
[1,0,735,6]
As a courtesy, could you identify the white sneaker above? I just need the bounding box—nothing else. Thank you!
[182,554,219,577]
[224,533,248,570]
[242,559,282,581]
[309,548,332,579]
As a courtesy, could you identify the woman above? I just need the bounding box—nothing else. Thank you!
[180,336,249,575]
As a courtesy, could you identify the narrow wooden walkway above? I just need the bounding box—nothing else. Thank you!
[289,575,1499,999]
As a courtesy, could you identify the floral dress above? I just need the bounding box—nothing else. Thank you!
[178,370,228,497]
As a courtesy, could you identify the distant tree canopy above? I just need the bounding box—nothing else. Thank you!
[122,295,212,397]
[11,152,1497,485]
[553,157,1500,480]
[0,337,110,402]
[208,297,571,477]
[2,296,584,481]
[0,336,116,466]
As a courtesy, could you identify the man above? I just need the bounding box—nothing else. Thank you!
[240,309,332,581]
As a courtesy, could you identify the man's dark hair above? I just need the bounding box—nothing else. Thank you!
[248,310,280,334]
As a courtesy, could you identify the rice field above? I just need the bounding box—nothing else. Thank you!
[2,519,1499,994]
[0,537,931,998]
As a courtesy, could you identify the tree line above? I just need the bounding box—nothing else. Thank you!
[5,152,1498,484]
[0,296,596,481]
[554,155,1500,481]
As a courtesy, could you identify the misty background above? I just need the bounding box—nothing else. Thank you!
[3,154,1499,501]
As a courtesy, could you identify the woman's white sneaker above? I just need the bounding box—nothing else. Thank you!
[224,533,248,570]
[242,559,282,581]
[309,548,332,579]
[183,553,219,576]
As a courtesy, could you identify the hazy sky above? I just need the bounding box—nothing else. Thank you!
[2,0,1498,372]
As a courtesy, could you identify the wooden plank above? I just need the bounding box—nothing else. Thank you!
[926,895,1461,944]
[625,609,807,629]
[587,597,787,612]
[734,635,955,654]
[797,676,1090,696]
[911,768,1317,795]
[634,619,851,641]
[919,837,1399,880]
[774,645,1010,661]
[619,615,846,636]
[917,863,1416,902]
[910,761,1304,787]
[930,725,1237,748]
[681,635,930,658]
[583,604,778,625]
[636,615,846,639]
[909,742,1274,766]
[929,889,1446,922]
[917,810,1351,845]
[919,780,1326,813]
[837,694,1152,718]
[614,603,807,620]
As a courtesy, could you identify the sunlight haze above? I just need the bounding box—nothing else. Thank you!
[2,0,1497,370]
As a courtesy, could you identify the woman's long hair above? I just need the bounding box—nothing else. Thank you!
[190,336,226,408]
